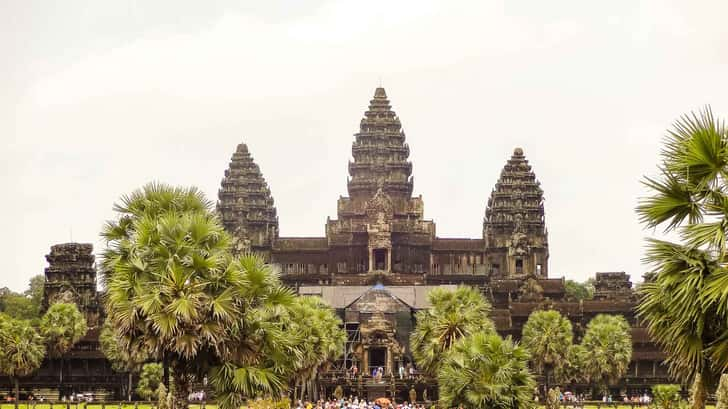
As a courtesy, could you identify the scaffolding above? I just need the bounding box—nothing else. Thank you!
[336,321,361,371]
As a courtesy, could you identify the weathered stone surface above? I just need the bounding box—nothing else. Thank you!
[217,143,278,256]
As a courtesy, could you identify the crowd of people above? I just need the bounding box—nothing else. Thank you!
[295,397,427,409]
[347,363,417,381]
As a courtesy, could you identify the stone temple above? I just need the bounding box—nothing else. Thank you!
[2,87,666,401]
[217,87,667,400]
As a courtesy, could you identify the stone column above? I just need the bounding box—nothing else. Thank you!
[386,249,392,273]
[363,347,369,375]
[368,248,374,272]
[385,347,391,375]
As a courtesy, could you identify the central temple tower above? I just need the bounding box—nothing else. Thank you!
[326,87,435,275]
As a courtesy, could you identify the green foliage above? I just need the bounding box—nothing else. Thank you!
[438,332,535,409]
[0,314,46,409]
[715,374,728,409]
[156,383,168,409]
[637,107,728,401]
[564,279,594,301]
[0,314,46,377]
[99,320,148,373]
[102,183,298,409]
[40,302,88,357]
[521,310,573,376]
[286,296,346,400]
[137,363,163,401]
[652,384,683,409]
[410,286,495,375]
[554,344,585,385]
[580,314,632,393]
[0,276,45,320]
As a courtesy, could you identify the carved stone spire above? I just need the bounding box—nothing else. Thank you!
[217,143,278,256]
[484,148,548,277]
[43,243,100,328]
[347,87,413,200]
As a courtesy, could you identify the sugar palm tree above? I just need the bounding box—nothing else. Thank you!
[438,331,535,409]
[103,183,298,409]
[0,315,46,409]
[410,286,495,376]
[637,107,728,408]
[521,309,573,393]
[580,314,632,396]
[40,302,87,393]
[287,296,346,401]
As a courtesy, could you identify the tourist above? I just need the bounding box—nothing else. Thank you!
[398,364,405,379]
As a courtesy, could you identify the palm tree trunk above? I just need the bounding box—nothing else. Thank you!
[690,373,706,409]
[14,377,19,409]
[163,356,170,389]
[128,372,133,401]
[171,371,189,409]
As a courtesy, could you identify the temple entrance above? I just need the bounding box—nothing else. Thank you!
[374,248,387,270]
[369,347,386,371]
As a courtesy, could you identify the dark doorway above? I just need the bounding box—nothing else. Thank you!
[374,249,387,270]
[369,347,386,371]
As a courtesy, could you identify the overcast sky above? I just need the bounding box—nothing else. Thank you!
[3,0,728,292]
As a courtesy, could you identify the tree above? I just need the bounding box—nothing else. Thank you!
[636,107,728,408]
[286,296,346,401]
[438,332,535,409]
[25,275,45,315]
[521,310,573,392]
[580,314,632,395]
[564,279,594,301]
[410,286,495,375]
[40,302,88,389]
[652,384,683,409]
[99,320,148,400]
[137,363,164,401]
[0,277,44,321]
[0,315,46,409]
[554,344,585,385]
[103,183,297,409]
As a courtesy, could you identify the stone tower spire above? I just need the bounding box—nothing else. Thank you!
[43,243,101,328]
[483,147,548,277]
[347,87,413,200]
[218,143,278,257]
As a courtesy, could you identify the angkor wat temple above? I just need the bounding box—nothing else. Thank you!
[217,87,667,400]
[3,87,666,401]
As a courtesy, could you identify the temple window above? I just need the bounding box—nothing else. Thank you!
[337,262,347,273]
[536,264,542,275]
[491,263,500,275]
[515,258,523,274]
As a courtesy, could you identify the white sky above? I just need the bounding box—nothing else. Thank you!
[3,0,728,292]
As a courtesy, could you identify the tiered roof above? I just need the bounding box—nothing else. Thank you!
[217,143,278,251]
[484,147,546,241]
[347,87,413,200]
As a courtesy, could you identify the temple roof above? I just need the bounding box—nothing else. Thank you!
[345,285,413,313]
[347,87,413,200]
[217,143,278,251]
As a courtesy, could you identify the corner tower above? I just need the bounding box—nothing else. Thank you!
[483,148,548,278]
[218,143,279,257]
